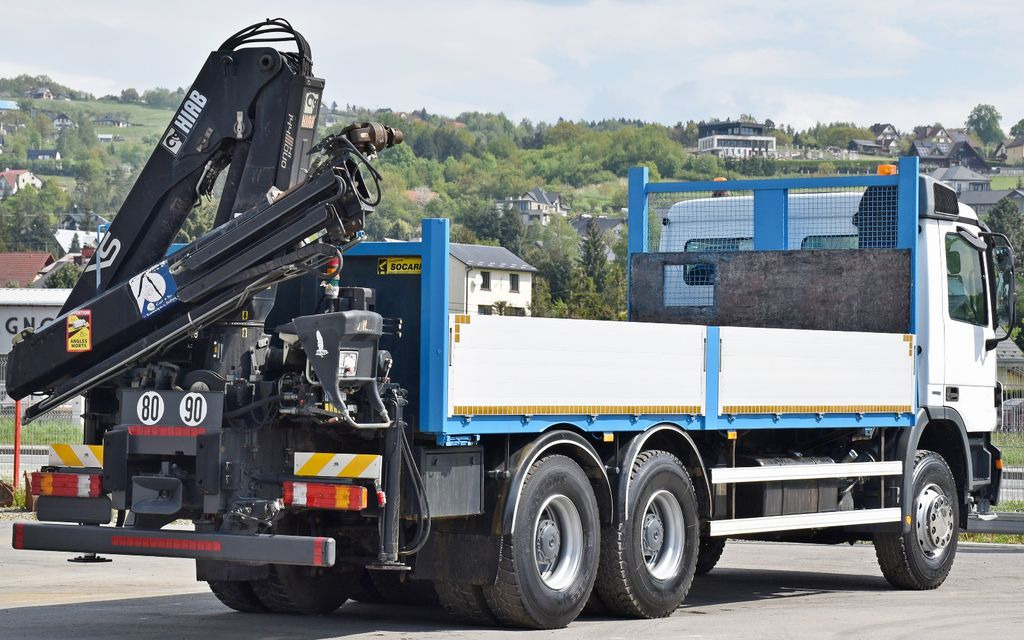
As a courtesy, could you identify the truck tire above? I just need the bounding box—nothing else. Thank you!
[249,516,356,614]
[368,570,438,605]
[483,454,600,629]
[348,568,386,604]
[595,450,698,618]
[207,580,269,613]
[251,563,355,614]
[436,580,499,626]
[695,535,726,576]
[873,450,958,590]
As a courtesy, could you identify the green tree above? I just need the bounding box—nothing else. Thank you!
[120,88,140,103]
[69,232,82,253]
[986,197,1024,264]
[579,218,609,293]
[175,198,216,243]
[965,104,1005,146]
[45,263,83,288]
[1011,118,1024,139]
[497,207,525,255]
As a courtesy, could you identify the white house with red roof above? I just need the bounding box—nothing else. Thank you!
[0,169,43,198]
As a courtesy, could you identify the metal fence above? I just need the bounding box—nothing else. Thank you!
[0,354,83,483]
[999,372,1024,511]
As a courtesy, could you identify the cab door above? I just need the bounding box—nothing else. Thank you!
[941,226,997,432]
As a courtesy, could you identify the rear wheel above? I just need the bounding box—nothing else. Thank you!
[250,516,356,614]
[695,535,726,576]
[483,454,600,629]
[347,568,386,604]
[595,450,698,618]
[873,450,959,590]
[437,580,499,626]
[207,580,269,613]
[368,570,438,605]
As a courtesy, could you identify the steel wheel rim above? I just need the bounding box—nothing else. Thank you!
[641,489,685,580]
[533,494,583,590]
[915,482,954,559]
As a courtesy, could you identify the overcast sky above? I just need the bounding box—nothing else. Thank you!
[3,1,1021,131]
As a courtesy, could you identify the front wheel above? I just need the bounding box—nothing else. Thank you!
[594,450,699,618]
[873,450,958,590]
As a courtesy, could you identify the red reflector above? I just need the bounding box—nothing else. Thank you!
[110,535,221,553]
[128,425,207,437]
[282,481,368,510]
[313,537,324,567]
[30,472,102,497]
[13,523,24,549]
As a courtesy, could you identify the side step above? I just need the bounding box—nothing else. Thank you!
[966,512,1024,535]
[711,461,902,484]
[12,523,335,567]
[710,507,901,536]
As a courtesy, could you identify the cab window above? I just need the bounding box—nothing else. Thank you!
[945,233,988,326]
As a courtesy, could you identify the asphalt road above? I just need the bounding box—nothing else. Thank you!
[1,520,1022,640]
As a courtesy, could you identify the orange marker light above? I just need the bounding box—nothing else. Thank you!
[877,164,898,176]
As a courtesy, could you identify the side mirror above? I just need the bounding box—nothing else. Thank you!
[983,233,1017,351]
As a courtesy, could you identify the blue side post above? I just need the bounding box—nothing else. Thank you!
[896,156,920,333]
[419,218,450,435]
[752,189,788,250]
[703,326,721,430]
[627,166,649,319]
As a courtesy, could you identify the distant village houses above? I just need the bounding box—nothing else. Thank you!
[909,126,989,172]
[929,166,990,194]
[93,115,130,127]
[0,168,42,198]
[23,87,53,100]
[570,214,626,261]
[847,123,899,156]
[50,112,75,131]
[697,120,777,158]
[500,187,571,227]
[27,149,61,161]
[996,138,1024,166]
[448,243,537,316]
[958,189,1024,216]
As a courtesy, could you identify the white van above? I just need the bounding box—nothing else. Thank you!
[658,191,863,306]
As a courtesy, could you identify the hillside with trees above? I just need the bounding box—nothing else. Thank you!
[3,79,1024,324]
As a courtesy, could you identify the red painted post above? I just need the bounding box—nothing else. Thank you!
[13,399,21,490]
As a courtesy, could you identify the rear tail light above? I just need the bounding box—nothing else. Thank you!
[30,472,102,498]
[283,481,367,510]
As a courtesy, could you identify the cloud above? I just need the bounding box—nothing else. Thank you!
[2,1,1023,130]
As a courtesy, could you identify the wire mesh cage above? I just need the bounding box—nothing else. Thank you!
[648,184,898,308]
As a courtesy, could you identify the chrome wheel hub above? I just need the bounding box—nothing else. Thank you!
[915,483,954,558]
[532,494,583,590]
[641,489,686,581]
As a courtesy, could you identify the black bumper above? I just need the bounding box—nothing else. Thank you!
[12,522,335,567]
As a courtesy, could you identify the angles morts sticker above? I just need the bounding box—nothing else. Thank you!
[301,90,319,129]
[128,261,179,318]
[66,310,92,353]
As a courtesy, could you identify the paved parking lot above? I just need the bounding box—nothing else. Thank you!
[1,520,1022,640]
